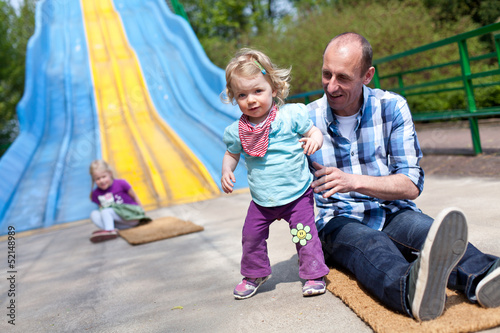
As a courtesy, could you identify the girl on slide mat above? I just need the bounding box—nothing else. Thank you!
[220,48,330,299]
[88,160,150,243]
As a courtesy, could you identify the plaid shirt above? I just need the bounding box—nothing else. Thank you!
[307,86,424,231]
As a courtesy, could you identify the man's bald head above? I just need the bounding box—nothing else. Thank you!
[324,32,373,77]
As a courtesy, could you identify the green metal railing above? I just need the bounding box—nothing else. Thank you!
[168,0,190,23]
[373,22,500,154]
[289,23,500,155]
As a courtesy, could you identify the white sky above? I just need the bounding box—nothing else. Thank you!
[9,0,21,9]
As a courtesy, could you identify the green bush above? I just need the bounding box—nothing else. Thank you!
[201,0,499,113]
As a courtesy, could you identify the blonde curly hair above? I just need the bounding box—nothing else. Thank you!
[221,48,290,107]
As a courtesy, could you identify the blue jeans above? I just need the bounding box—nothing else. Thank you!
[319,208,498,317]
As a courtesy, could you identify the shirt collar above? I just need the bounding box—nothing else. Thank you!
[360,85,369,116]
[325,86,367,130]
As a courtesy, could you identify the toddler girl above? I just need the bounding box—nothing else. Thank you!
[221,48,329,299]
[89,160,150,243]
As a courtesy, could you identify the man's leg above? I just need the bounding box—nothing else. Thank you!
[387,208,500,309]
[406,208,467,321]
[319,216,413,315]
[448,237,499,305]
[384,208,469,321]
[320,208,468,320]
[382,208,433,260]
[475,258,500,308]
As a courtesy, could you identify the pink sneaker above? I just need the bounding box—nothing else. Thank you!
[233,276,269,299]
[90,229,118,243]
[302,277,326,296]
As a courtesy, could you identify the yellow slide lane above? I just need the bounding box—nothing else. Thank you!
[81,0,219,210]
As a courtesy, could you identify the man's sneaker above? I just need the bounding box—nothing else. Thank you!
[476,259,500,308]
[233,276,269,299]
[90,229,118,243]
[408,208,468,321]
[303,277,326,297]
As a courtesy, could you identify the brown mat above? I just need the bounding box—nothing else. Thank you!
[325,268,500,333]
[118,216,204,245]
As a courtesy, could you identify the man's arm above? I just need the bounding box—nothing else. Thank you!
[311,162,420,201]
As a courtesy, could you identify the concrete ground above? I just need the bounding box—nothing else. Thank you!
[1,120,500,332]
[1,175,500,333]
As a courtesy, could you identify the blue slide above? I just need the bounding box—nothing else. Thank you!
[0,1,99,234]
[0,0,246,235]
[113,0,246,191]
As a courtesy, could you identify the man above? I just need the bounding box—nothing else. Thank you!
[307,32,500,321]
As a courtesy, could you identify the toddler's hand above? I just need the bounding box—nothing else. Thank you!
[299,137,320,156]
[221,171,236,194]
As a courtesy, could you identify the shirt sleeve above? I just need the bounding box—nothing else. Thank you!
[387,100,425,193]
[117,179,132,192]
[91,190,99,205]
[223,122,243,154]
[290,103,313,135]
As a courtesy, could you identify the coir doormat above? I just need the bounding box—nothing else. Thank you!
[325,268,500,333]
[118,216,204,245]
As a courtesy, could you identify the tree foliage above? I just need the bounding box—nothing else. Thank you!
[0,0,498,157]
[0,0,35,155]
[422,0,500,27]
[198,0,499,112]
[182,0,295,42]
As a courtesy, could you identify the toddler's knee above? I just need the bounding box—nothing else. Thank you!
[90,210,101,220]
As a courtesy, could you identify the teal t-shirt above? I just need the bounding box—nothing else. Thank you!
[223,103,314,207]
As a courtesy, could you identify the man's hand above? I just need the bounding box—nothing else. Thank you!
[310,162,355,198]
[311,162,420,201]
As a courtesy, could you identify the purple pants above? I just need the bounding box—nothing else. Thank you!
[241,187,330,280]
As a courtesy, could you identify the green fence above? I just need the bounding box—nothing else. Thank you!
[289,23,500,155]
[167,0,190,23]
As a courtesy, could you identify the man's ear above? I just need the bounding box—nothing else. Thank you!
[363,66,375,85]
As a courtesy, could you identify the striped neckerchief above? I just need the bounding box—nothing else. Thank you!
[238,104,277,157]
